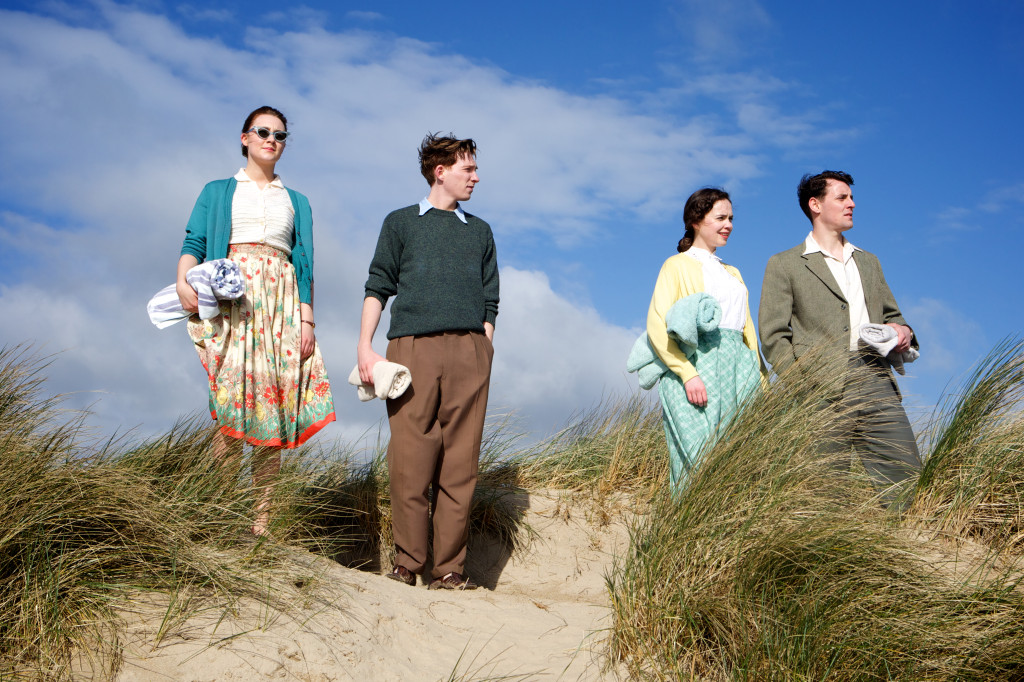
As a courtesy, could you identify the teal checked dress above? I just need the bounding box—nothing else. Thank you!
[658,314,760,487]
[634,248,762,490]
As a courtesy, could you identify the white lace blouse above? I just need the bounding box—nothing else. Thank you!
[685,247,748,332]
[229,169,295,255]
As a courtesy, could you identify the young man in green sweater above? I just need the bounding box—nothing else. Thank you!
[358,133,499,590]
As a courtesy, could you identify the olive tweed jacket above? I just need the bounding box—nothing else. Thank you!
[758,242,917,375]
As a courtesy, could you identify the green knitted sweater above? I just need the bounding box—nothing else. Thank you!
[364,205,499,340]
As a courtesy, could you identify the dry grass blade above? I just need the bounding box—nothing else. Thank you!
[610,346,1024,680]
[912,339,1024,552]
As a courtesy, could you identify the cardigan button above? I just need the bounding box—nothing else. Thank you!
[841,304,847,310]
[843,326,849,332]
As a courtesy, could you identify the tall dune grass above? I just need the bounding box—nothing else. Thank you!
[912,339,1024,552]
[0,344,549,676]
[516,394,667,501]
[0,348,323,679]
[5,337,1024,680]
[609,345,1024,680]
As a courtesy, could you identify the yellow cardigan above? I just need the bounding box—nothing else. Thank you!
[646,252,763,382]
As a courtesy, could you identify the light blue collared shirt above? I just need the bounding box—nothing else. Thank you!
[418,197,467,224]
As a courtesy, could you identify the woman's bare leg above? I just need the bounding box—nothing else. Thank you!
[251,446,282,537]
[212,429,243,465]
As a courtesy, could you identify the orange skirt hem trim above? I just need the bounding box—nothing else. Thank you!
[210,411,337,450]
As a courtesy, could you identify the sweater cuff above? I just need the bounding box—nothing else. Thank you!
[180,245,204,261]
[676,362,698,383]
[484,311,497,326]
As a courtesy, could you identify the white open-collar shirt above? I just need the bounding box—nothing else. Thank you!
[803,233,870,351]
[418,196,468,223]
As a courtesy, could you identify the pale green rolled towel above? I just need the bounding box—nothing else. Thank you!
[666,292,721,358]
[627,333,669,390]
[627,293,721,389]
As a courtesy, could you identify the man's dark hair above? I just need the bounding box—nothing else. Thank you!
[797,170,854,221]
[419,133,477,185]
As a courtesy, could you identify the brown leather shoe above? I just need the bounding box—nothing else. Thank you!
[385,565,416,586]
[428,572,478,590]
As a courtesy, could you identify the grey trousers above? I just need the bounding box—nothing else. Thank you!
[825,354,922,505]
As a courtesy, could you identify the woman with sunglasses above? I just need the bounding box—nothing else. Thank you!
[176,105,335,536]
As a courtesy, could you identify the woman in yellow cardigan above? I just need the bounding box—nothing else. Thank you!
[647,188,765,489]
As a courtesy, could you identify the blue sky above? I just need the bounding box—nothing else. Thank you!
[1,0,1022,448]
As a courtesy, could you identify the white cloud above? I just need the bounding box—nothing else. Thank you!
[176,5,233,23]
[670,0,773,63]
[489,268,640,435]
[0,3,841,445]
[933,181,1024,244]
[978,182,1024,214]
[345,10,384,22]
[897,297,988,417]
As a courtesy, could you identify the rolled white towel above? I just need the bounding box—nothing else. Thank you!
[858,323,920,376]
[348,361,412,401]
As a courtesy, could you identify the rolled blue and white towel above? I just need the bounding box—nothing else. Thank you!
[858,323,920,376]
[147,259,245,329]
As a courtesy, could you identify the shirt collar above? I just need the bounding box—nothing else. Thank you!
[686,246,722,264]
[234,168,285,189]
[803,232,859,262]
[418,197,467,224]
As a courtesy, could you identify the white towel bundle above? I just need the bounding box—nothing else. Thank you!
[858,323,920,375]
[348,362,412,401]
[147,259,245,329]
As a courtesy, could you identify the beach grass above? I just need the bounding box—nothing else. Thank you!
[608,344,1024,680]
[0,347,320,679]
[3,339,1024,680]
[515,393,667,501]
[0,347,543,677]
[911,338,1024,552]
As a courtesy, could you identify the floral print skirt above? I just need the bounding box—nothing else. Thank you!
[187,243,335,448]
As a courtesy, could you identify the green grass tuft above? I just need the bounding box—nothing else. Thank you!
[4,338,1024,680]
[609,344,1024,680]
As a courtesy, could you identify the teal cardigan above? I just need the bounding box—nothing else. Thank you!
[180,178,315,304]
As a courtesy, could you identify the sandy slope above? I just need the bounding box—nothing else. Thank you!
[111,493,632,681]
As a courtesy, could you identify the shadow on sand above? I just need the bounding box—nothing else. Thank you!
[301,469,533,589]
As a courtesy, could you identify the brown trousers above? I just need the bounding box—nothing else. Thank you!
[385,331,493,578]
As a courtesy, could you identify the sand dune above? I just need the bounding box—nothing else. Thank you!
[112,493,631,681]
